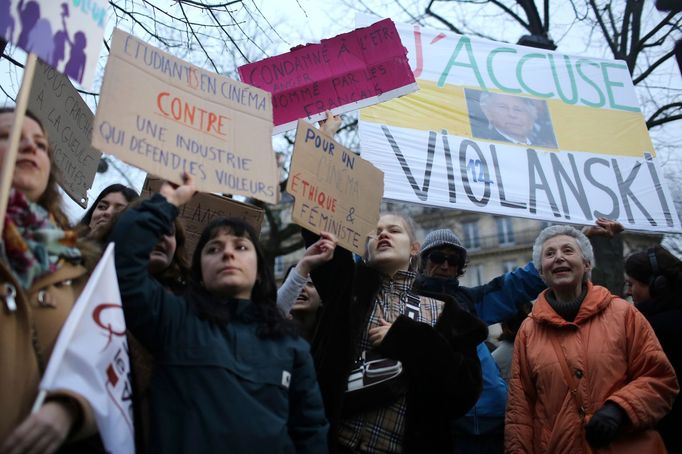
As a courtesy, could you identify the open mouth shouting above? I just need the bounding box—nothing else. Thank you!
[376,239,392,251]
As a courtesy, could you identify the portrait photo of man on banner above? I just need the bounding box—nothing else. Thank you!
[466,89,558,149]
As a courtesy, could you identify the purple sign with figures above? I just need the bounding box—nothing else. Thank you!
[1,0,108,89]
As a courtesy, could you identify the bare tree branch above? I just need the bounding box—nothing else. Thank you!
[178,2,220,72]
[176,0,242,8]
[110,1,171,46]
[637,10,678,48]
[619,0,632,58]
[647,102,682,128]
[588,0,619,57]
[425,0,462,33]
[517,0,543,34]
[206,7,251,62]
[633,48,676,84]
[489,0,531,31]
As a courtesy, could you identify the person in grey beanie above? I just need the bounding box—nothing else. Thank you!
[414,228,546,454]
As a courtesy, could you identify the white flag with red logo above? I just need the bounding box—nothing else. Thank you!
[39,243,134,454]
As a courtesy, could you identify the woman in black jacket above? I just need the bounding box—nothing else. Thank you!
[111,176,328,453]
[625,245,682,453]
[304,213,486,453]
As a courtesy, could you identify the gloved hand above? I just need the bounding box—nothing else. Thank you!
[585,402,627,448]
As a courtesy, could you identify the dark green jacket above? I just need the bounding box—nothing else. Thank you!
[111,195,328,453]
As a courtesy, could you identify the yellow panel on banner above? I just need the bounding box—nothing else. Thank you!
[361,80,654,157]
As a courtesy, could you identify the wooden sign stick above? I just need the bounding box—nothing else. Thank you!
[0,53,38,236]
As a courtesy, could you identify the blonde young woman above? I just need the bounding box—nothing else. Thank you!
[303,214,486,453]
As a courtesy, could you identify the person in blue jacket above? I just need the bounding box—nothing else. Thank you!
[110,176,329,454]
[414,229,545,454]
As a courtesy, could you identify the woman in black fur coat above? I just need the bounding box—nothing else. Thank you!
[304,213,486,453]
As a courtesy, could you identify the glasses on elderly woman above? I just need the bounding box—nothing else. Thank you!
[428,251,461,267]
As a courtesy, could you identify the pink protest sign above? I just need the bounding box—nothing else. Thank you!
[238,18,417,134]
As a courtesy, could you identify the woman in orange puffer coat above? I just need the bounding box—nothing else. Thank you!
[505,225,678,453]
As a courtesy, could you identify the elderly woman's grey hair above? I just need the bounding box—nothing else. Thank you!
[532,225,594,281]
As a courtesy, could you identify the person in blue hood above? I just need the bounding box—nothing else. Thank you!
[414,228,545,454]
[111,176,329,453]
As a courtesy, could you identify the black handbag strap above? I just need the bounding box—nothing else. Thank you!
[403,292,421,320]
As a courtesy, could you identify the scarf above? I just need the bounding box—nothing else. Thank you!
[2,189,81,289]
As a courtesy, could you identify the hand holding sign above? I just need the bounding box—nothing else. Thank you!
[141,176,264,255]
[583,217,625,238]
[160,173,197,207]
[296,232,337,277]
[318,111,342,137]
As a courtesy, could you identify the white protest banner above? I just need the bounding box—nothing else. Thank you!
[357,15,681,233]
[1,0,108,89]
[28,59,101,208]
[38,243,134,454]
[287,120,383,255]
[93,29,279,204]
[141,176,265,254]
[239,18,417,134]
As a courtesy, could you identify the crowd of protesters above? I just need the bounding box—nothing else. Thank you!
[1,106,680,454]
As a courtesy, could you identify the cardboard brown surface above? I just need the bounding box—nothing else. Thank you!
[93,29,280,204]
[28,59,101,208]
[287,120,383,255]
[141,177,265,255]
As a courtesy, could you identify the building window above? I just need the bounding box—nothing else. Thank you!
[502,260,517,273]
[462,221,480,250]
[496,217,515,246]
[466,264,483,286]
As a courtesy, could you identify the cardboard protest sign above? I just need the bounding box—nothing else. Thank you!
[28,59,101,207]
[357,15,682,233]
[287,121,383,255]
[141,177,264,254]
[93,29,279,204]
[1,0,108,89]
[238,18,417,134]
